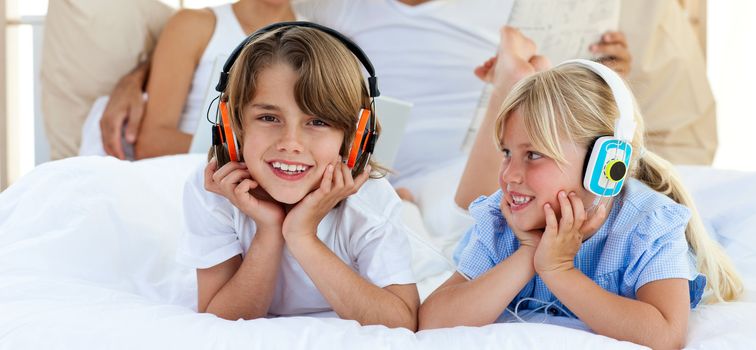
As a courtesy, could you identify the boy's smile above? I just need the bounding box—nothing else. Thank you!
[242,63,344,204]
[268,160,312,181]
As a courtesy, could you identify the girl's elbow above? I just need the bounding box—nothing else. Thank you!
[417,304,443,331]
[646,337,685,350]
[663,331,687,350]
[643,328,686,350]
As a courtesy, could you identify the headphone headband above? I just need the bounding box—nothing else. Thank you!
[557,59,636,142]
[210,21,379,176]
[215,21,380,98]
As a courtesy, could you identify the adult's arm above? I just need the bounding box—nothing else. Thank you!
[100,61,150,159]
[133,9,215,159]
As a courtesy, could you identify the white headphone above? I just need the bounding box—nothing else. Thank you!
[557,59,637,197]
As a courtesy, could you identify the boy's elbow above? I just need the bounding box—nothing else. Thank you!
[203,308,266,322]
[390,306,418,331]
[395,317,418,332]
[203,301,267,321]
[374,303,417,331]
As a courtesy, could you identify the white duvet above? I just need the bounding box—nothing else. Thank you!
[1,155,755,349]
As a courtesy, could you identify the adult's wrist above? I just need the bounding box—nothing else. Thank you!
[122,60,150,89]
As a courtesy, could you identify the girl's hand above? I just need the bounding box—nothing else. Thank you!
[282,159,371,244]
[204,158,285,231]
[500,201,543,250]
[534,191,607,275]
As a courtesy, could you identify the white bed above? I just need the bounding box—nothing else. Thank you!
[1,155,755,349]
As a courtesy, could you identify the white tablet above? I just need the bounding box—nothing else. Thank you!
[370,96,412,170]
[189,55,227,156]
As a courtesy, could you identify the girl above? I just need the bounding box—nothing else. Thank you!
[176,25,419,330]
[418,59,742,348]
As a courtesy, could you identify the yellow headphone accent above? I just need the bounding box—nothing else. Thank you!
[604,160,628,182]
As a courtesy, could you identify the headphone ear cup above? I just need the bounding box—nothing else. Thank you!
[582,137,598,185]
[212,124,231,168]
[583,136,632,197]
[347,108,372,169]
[218,100,240,164]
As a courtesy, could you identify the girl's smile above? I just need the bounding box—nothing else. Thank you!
[507,190,535,212]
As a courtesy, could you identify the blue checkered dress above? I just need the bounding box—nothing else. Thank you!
[453,178,706,318]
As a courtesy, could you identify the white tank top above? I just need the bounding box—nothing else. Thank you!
[178,4,246,134]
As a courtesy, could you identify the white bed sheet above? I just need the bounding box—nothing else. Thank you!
[1,155,755,349]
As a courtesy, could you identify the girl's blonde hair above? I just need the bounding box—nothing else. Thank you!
[222,26,385,177]
[494,63,742,302]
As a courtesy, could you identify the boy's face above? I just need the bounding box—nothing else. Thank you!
[241,63,344,204]
[498,109,593,232]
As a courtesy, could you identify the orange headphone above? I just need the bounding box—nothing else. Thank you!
[210,21,379,177]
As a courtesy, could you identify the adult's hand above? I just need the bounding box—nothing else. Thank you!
[590,31,632,78]
[100,62,149,159]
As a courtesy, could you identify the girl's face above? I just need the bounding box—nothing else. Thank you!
[241,63,345,204]
[498,108,593,232]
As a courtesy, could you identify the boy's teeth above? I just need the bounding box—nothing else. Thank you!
[272,162,308,173]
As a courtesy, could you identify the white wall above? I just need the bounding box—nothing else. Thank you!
[708,1,756,171]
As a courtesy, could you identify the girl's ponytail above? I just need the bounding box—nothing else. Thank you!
[635,151,743,302]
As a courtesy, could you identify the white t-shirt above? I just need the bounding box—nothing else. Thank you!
[294,0,513,190]
[177,164,416,316]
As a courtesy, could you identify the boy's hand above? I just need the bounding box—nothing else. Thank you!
[204,158,285,231]
[282,159,371,245]
[534,191,607,275]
